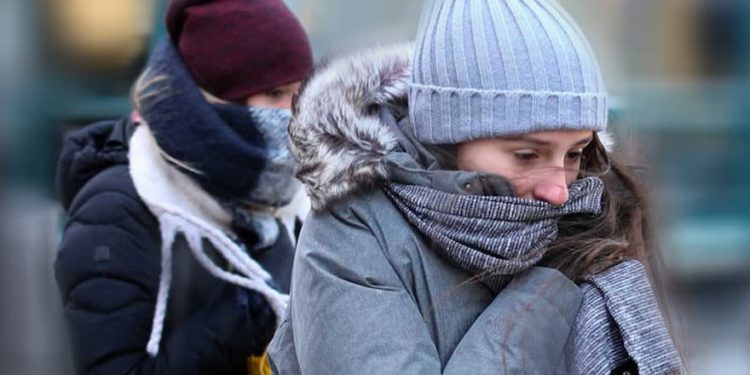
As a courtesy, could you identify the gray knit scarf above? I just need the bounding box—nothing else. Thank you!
[224,107,301,252]
[383,177,604,292]
[378,108,682,373]
[383,177,683,374]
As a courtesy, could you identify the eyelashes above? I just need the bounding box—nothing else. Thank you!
[512,150,585,163]
[513,151,538,162]
[566,150,584,161]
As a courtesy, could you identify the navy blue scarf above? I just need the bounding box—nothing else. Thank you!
[137,40,267,201]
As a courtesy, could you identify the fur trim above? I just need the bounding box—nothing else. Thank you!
[290,43,413,210]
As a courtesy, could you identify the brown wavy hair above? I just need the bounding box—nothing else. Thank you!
[544,135,682,373]
[540,133,656,282]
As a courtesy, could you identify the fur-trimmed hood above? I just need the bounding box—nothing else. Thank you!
[289,44,413,210]
[289,43,616,211]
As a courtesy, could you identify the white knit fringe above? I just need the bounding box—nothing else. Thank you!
[144,208,289,357]
[145,221,177,356]
[130,125,289,357]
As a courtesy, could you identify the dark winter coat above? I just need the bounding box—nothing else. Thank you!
[54,118,295,375]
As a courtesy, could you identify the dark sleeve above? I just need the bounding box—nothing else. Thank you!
[54,167,275,375]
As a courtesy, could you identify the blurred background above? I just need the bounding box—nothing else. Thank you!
[1,0,749,374]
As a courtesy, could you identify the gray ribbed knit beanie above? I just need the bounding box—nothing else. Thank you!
[409,0,608,144]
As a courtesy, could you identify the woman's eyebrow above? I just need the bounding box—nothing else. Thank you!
[503,135,593,147]
[503,135,551,146]
[574,137,594,147]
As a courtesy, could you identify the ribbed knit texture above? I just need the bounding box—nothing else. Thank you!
[383,175,683,373]
[561,260,684,374]
[383,177,604,291]
[409,0,608,144]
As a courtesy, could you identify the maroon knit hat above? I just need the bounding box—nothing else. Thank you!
[166,0,313,102]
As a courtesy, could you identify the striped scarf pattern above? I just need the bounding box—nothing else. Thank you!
[383,175,683,373]
[383,176,605,291]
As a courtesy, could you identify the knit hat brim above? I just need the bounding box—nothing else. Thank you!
[408,0,609,145]
[409,84,607,144]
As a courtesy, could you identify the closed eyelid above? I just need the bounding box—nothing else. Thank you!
[514,149,537,154]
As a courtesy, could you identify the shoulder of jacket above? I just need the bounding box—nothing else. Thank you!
[318,187,405,229]
[303,187,421,268]
[66,164,155,227]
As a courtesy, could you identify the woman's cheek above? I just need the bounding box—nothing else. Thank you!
[508,176,533,199]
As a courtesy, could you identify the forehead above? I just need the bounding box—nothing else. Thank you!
[275,82,302,91]
[500,130,594,146]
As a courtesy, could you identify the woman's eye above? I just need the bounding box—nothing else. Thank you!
[266,90,285,99]
[514,152,538,162]
[566,151,583,161]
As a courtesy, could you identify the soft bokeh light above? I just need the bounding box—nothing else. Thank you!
[49,0,154,70]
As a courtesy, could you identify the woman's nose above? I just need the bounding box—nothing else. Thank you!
[531,169,569,206]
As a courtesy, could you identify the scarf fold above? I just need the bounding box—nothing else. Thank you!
[222,107,301,252]
[128,125,289,358]
[563,260,683,374]
[137,40,268,202]
[376,107,680,373]
[136,39,303,259]
[246,107,300,208]
[383,177,604,291]
[383,174,683,373]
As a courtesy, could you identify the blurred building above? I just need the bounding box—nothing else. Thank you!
[3,1,167,374]
[564,2,750,373]
[558,0,750,270]
[295,0,422,54]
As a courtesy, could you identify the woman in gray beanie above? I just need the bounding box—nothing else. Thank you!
[268,0,682,374]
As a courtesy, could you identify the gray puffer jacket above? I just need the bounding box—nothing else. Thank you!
[268,44,681,375]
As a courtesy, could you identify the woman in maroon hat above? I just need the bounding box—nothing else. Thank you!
[53,0,313,374]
